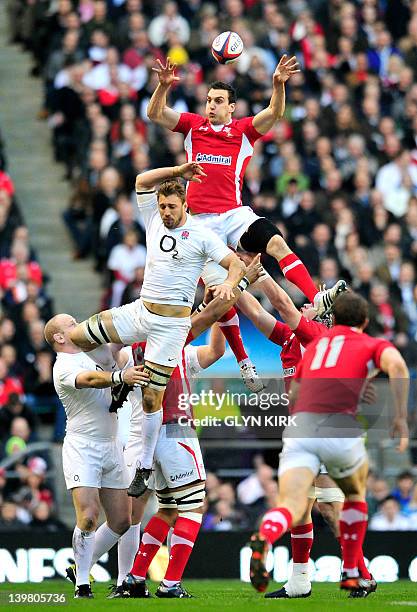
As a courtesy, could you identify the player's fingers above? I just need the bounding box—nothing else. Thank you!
[155,58,164,68]
[152,67,162,73]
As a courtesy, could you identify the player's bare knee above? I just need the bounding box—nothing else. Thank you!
[157,507,178,527]
[266,234,290,260]
[79,514,97,532]
[142,389,160,413]
[109,515,131,535]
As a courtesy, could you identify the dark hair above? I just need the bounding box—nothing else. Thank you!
[157,179,186,204]
[397,471,413,481]
[208,81,236,104]
[379,495,399,508]
[332,291,369,327]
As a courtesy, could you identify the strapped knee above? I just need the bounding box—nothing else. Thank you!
[144,364,171,391]
[239,218,282,253]
[315,487,345,503]
[83,313,111,346]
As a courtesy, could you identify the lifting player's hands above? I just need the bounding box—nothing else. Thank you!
[175,162,207,183]
[243,253,266,284]
[273,54,300,86]
[212,282,235,301]
[153,58,180,87]
[123,365,149,388]
[390,416,409,453]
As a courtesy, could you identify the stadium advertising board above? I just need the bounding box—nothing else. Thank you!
[0,532,416,583]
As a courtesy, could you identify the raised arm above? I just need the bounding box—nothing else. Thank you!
[135,162,207,192]
[252,55,300,135]
[379,346,410,452]
[147,59,181,130]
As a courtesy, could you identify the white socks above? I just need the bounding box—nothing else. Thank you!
[140,408,163,469]
[292,562,309,577]
[117,523,141,586]
[72,527,95,586]
[91,522,120,567]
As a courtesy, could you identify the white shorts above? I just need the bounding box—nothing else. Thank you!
[123,435,142,481]
[110,299,191,367]
[278,436,367,480]
[193,208,261,287]
[62,434,129,490]
[148,424,206,491]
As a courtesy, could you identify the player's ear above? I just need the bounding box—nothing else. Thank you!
[229,102,236,113]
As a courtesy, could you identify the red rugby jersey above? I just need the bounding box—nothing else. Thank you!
[174,113,262,214]
[293,325,392,415]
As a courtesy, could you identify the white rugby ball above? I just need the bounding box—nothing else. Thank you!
[211,31,244,64]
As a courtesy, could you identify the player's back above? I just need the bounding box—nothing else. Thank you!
[293,325,392,416]
[174,113,262,214]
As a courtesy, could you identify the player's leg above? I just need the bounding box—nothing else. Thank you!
[238,218,346,315]
[201,260,263,391]
[155,431,206,598]
[70,308,126,350]
[249,437,318,595]
[129,307,191,496]
[71,487,100,597]
[271,495,315,599]
[323,437,375,597]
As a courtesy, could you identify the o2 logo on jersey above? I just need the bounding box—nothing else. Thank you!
[160,235,179,259]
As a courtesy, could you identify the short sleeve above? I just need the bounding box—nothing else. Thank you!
[135,190,158,229]
[56,363,81,390]
[236,116,263,145]
[202,229,232,264]
[373,339,394,369]
[295,317,326,348]
[173,112,202,135]
[184,345,202,378]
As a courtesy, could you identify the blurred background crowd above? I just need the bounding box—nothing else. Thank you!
[1,0,417,528]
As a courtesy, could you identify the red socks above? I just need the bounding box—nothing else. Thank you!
[291,523,313,564]
[339,501,368,577]
[260,507,292,546]
[278,253,318,302]
[164,514,202,585]
[218,307,248,363]
[131,516,170,579]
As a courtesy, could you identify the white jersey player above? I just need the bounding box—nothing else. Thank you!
[69,161,245,498]
[122,325,226,599]
[45,313,148,599]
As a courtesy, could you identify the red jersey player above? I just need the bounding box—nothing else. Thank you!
[238,280,373,598]
[253,292,409,598]
[147,57,346,391]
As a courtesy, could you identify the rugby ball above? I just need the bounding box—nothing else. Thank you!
[211,31,244,64]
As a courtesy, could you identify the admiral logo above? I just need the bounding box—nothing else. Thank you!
[196,153,232,165]
[170,469,194,482]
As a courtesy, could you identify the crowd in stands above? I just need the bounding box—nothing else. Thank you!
[4,0,417,526]
[0,129,63,530]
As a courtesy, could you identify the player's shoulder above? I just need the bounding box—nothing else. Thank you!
[183,112,206,128]
[232,115,255,131]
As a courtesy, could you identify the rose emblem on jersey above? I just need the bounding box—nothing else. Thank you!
[181,230,190,240]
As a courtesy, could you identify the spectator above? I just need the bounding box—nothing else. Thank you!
[391,471,415,514]
[369,496,410,531]
[107,229,146,307]
[0,500,28,530]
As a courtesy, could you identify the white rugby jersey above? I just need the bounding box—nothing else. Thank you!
[53,350,117,439]
[136,191,231,307]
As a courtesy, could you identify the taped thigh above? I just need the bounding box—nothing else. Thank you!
[171,482,206,511]
[315,487,345,503]
[82,313,112,346]
[144,364,171,391]
[156,489,177,509]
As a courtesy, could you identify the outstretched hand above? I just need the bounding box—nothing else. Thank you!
[175,162,207,183]
[273,54,300,85]
[152,58,180,87]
